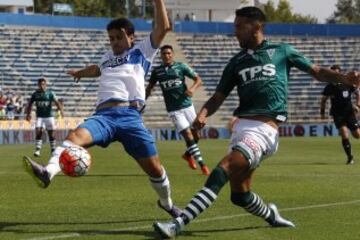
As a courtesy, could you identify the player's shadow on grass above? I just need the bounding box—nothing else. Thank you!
[177,225,269,238]
[0,222,269,239]
[0,218,158,234]
[58,174,147,178]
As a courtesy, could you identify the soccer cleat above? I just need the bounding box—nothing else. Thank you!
[153,220,182,239]
[268,203,295,228]
[23,156,51,188]
[33,150,41,157]
[182,153,197,170]
[201,165,210,176]
[347,156,354,165]
[157,200,182,218]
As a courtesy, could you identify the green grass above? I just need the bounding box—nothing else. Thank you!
[1,138,360,240]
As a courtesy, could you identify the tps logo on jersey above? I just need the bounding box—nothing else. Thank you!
[238,64,276,83]
[160,79,182,89]
[36,101,50,107]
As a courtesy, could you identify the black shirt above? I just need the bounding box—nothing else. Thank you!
[322,83,358,115]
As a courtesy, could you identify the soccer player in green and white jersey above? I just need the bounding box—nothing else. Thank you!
[146,45,210,175]
[154,7,360,238]
[25,78,64,157]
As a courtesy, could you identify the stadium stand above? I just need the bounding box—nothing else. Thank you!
[0,26,162,118]
[0,24,359,127]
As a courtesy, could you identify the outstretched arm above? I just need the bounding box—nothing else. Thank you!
[192,92,226,130]
[310,65,360,87]
[320,95,328,119]
[67,65,101,83]
[150,0,170,48]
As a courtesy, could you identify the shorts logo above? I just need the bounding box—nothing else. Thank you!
[241,136,260,152]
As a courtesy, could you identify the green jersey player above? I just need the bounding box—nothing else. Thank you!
[146,45,209,175]
[154,7,360,238]
[25,78,64,157]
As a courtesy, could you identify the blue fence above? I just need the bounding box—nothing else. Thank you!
[0,13,360,37]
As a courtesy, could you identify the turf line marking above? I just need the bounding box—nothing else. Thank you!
[23,199,360,240]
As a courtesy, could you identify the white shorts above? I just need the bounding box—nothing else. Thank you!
[36,117,56,130]
[168,105,196,132]
[229,118,279,169]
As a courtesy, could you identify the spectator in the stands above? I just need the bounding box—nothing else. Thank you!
[0,92,7,120]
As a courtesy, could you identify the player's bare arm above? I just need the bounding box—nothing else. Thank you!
[25,101,33,122]
[320,95,328,119]
[310,65,360,87]
[67,65,101,83]
[193,92,226,130]
[55,100,64,118]
[186,75,202,97]
[151,0,170,48]
[145,82,156,100]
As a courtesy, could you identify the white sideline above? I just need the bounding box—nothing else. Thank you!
[23,199,360,240]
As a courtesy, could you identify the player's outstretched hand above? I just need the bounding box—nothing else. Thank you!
[192,115,207,130]
[346,71,360,87]
[67,70,81,83]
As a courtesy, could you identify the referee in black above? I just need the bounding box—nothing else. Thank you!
[321,65,360,164]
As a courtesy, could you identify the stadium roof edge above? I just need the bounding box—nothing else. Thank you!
[0,13,359,37]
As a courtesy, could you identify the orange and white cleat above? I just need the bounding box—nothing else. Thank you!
[182,153,197,170]
[200,165,210,176]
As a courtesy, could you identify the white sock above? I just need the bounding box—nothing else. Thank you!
[35,139,42,151]
[149,166,173,210]
[45,140,75,180]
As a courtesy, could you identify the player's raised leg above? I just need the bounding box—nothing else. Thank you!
[23,127,93,188]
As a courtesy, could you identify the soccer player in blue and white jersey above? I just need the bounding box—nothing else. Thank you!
[23,0,181,218]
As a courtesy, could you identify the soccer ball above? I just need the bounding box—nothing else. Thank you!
[59,146,91,177]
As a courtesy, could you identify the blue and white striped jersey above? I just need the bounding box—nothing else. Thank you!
[97,35,158,106]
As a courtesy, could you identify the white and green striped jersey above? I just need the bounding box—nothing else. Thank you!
[30,90,57,118]
[216,40,313,122]
[149,62,197,112]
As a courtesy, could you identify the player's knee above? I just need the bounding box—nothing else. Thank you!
[66,130,85,146]
[228,150,251,170]
[230,191,252,207]
[35,132,42,139]
[66,128,92,146]
[352,130,360,139]
[66,131,77,142]
[181,128,193,141]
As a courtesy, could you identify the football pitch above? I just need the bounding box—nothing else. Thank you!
[1,137,360,240]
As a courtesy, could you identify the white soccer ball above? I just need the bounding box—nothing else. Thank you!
[59,146,91,177]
